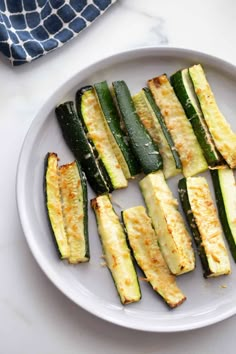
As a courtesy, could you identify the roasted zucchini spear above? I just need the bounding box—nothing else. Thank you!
[76,86,128,190]
[44,153,89,263]
[211,167,236,262]
[140,171,195,275]
[55,101,112,195]
[44,152,70,259]
[122,206,186,308]
[179,176,231,277]
[189,64,236,169]
[133,87,181,179]
[112,80,163,174]
[148,74,208,177]
[170,68,222,167]
[91,194,141,305]
[59,161,89,264]
[94,81,140,178]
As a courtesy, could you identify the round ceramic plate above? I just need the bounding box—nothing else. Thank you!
[16,47,236,332]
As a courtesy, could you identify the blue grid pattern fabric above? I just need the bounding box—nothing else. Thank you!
[0,0,117,66]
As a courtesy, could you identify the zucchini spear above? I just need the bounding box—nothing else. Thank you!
[170,68,222,167]
[189,64,236,169]
[91,194,141,305]
[148,74,208,177]
[179,176,231,277]
[133,87,181,179]
[122,206,186,308]
[112,80,163,174]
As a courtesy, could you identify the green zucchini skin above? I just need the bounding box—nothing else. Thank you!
[143,87,182,170]
[170,70,222,167]
[112,80,163,175]
[55,101,112,195]
[178,178,211,277]
[44,152,70,259]
[94,81,140,177]
[211,169,236,262]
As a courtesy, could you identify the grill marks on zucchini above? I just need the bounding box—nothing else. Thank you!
[91,195,141,305]
[59,161,89,264]
[55,101,112,195]
[140,171,195,276]
[45,153,89,263]
[211,168,236,262]
[122,206,186,308]
[148,74,208,177]
[179,176,231,277]
[170,69,222,167]
[45,153,70,259]
[189,64,236,169]
[112,80,163,174]
[133,88,181,179]
[94,81,140,178]
[76,86,128,190]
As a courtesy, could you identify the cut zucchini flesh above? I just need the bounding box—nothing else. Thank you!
[139,171,195,275]
[170,69,222,167]
[179,176,231,277]
[189,64,236,169]
[148,74,208,177]
[59,161,89,264]
[133,88,181,179]
[112,80,163,175]
[211,167,236,262]
[122,206,186,308]
[44,153,70,259]
[91,195,141,304]
[94,81,140,178]
[76,86,127,190]
[55,101,112,195]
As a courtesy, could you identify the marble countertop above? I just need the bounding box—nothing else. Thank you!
[1,0,236,353]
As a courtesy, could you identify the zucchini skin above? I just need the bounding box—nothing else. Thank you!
[55,101,112,195]
[178,178,211,277]
[211,169,236,262]
[143,87,182,170]
[94,81,140,177]
[170,70,222,167]
[44,152,70,259]
[112,80,163,174]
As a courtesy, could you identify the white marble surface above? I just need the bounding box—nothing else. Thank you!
[1,0,236,353]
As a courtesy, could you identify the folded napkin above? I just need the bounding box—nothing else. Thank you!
[0,0,117,66]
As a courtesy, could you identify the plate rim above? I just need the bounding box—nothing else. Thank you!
[16,46,236,332]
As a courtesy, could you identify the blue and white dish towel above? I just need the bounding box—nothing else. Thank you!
[0,0,117,66]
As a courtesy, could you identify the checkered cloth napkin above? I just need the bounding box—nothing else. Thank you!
[0,0,117,66]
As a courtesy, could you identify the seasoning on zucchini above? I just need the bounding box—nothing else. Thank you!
[44,152,70,259]
[133,87,181,179]
[91,194,141,305]
[139,171,195,275]
[94,81,140,178]
[189,64,236,169]
[211,167,236,262]
[170,68,222,167]
[178,176,231,277]
[76,86,127,190]
[55,101,112,195]
[112,80,163,174]
[122,206,186,308]
[59,161,89,264]
[148,74,208,177]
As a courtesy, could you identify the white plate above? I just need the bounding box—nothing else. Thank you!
[17,47,236,332]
